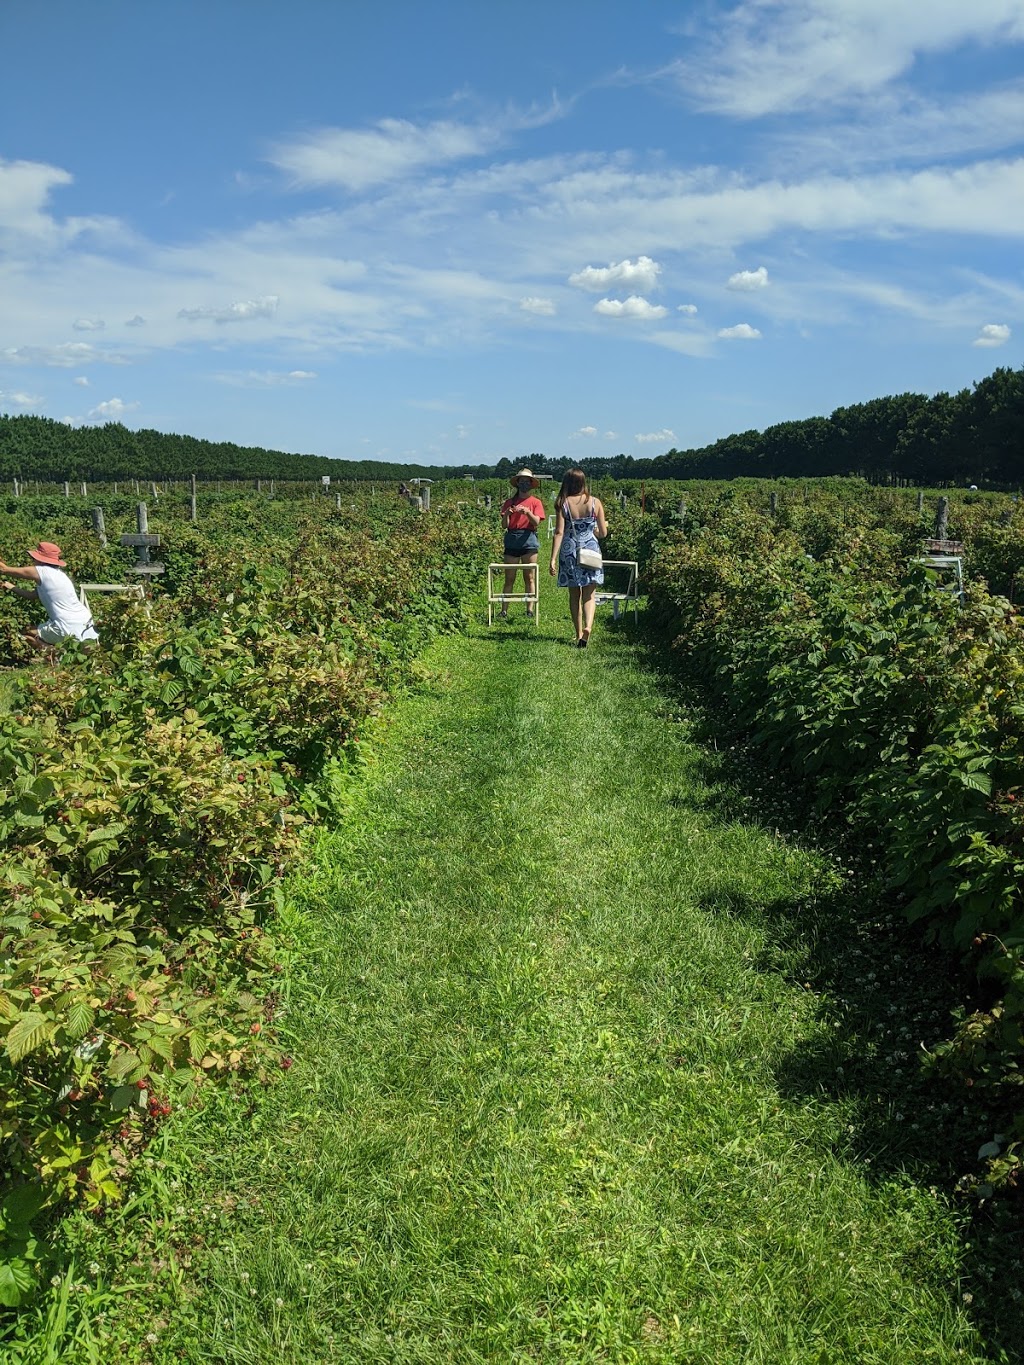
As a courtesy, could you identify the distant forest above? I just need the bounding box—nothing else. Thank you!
[2,364,1022,486]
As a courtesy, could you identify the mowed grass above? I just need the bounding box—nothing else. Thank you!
[32,580,993,1363]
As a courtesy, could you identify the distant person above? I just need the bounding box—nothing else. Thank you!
[0,541,98,652]
[549,469,607,647]
[398,481,410,497]
[499,468,545,619]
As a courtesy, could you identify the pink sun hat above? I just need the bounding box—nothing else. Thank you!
[28,541,66,567]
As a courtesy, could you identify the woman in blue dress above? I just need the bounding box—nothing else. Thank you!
[548,468,608,647]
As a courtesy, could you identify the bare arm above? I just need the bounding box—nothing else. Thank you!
[594,499,608,538]
[549,508,565,574]
[0,562,41,582]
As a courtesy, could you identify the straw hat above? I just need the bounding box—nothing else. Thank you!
[510,467,539,488]
[28,541,66,567]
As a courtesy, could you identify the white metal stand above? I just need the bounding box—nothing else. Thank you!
[78,582,149,615]
[487,563,540,625]
[592,560,640,622]
[915,539,965,606]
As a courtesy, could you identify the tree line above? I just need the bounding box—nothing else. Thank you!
[2,364,1022,486]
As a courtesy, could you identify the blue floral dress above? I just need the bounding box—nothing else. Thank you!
[558,498,604,588]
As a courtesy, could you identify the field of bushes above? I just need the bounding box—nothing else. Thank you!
[3,472,1024,1335]
[605,478,1024,1198]
[0,482,493,1309]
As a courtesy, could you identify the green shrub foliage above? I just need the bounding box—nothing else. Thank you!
[611,481,1024,1193]
[0,488,492,1302]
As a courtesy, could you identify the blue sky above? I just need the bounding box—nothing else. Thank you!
[1,0,1022,465]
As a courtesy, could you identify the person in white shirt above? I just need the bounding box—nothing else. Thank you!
[0,540,98,651]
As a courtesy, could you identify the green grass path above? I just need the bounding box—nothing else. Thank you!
[100,583,989,1363]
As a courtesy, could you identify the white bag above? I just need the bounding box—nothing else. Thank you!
[577,545,602,570]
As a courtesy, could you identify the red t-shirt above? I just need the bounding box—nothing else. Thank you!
[501,495,545,531]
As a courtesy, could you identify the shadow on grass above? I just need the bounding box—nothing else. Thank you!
[604,609,1024,1365]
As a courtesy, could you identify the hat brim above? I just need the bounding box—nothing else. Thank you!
[510,473,539,488]
[29,548,66,567]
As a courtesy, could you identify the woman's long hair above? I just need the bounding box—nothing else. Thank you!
[555,468,588,514]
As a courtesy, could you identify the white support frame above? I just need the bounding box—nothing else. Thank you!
[487,563,540,625]
[914,554,965,606]
[78,582,148,614]
[592,559,640,623]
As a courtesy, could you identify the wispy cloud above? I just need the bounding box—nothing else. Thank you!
[635,428,675,443]
[178,296,280,324]
[520,296,556,315]
[0,388,42,408]
[269,102,562,193]
[72,317,105,331]
[674,0,1024,117]
[3,342,128,367]
[570,425,598,438]
[213,369,318,387]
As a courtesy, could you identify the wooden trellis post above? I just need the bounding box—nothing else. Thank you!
[91,507,107,547]
[121,503,164,578]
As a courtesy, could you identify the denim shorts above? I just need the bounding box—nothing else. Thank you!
[503,529,539,556]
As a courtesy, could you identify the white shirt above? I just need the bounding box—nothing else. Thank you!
[34,564,99,641]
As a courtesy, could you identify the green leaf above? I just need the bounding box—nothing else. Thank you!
[107,1049,141,1081]
[0,1258,35,1308]
[959,772,993,795]
[65,1000,96,1040]
[4,1012,55,1063]
[0,1183,47,1232]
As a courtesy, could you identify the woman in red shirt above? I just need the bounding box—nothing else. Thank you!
[499,468,545,619]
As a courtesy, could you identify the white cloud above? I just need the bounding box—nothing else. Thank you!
[604,431,618,440]
[718,323,762,339]
[73,376,89,387]
[520,296,556,315]
[214,369,318,388]
[727,266,769,291]
[635,428,675,444]
[125,314,146,327]
[647,330,716,357]
[676,0,1024,117]
[0,389,42,408]
[88,397,138,420]
[569,255,661,292]
[271,117,498,192]
[2,342,127,367]
[594,295,668,320]
[973,322,1011,347]
[570,425,598,438]
[72,317,105,331]
[178,296,280,324]
[677,303,698,314]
